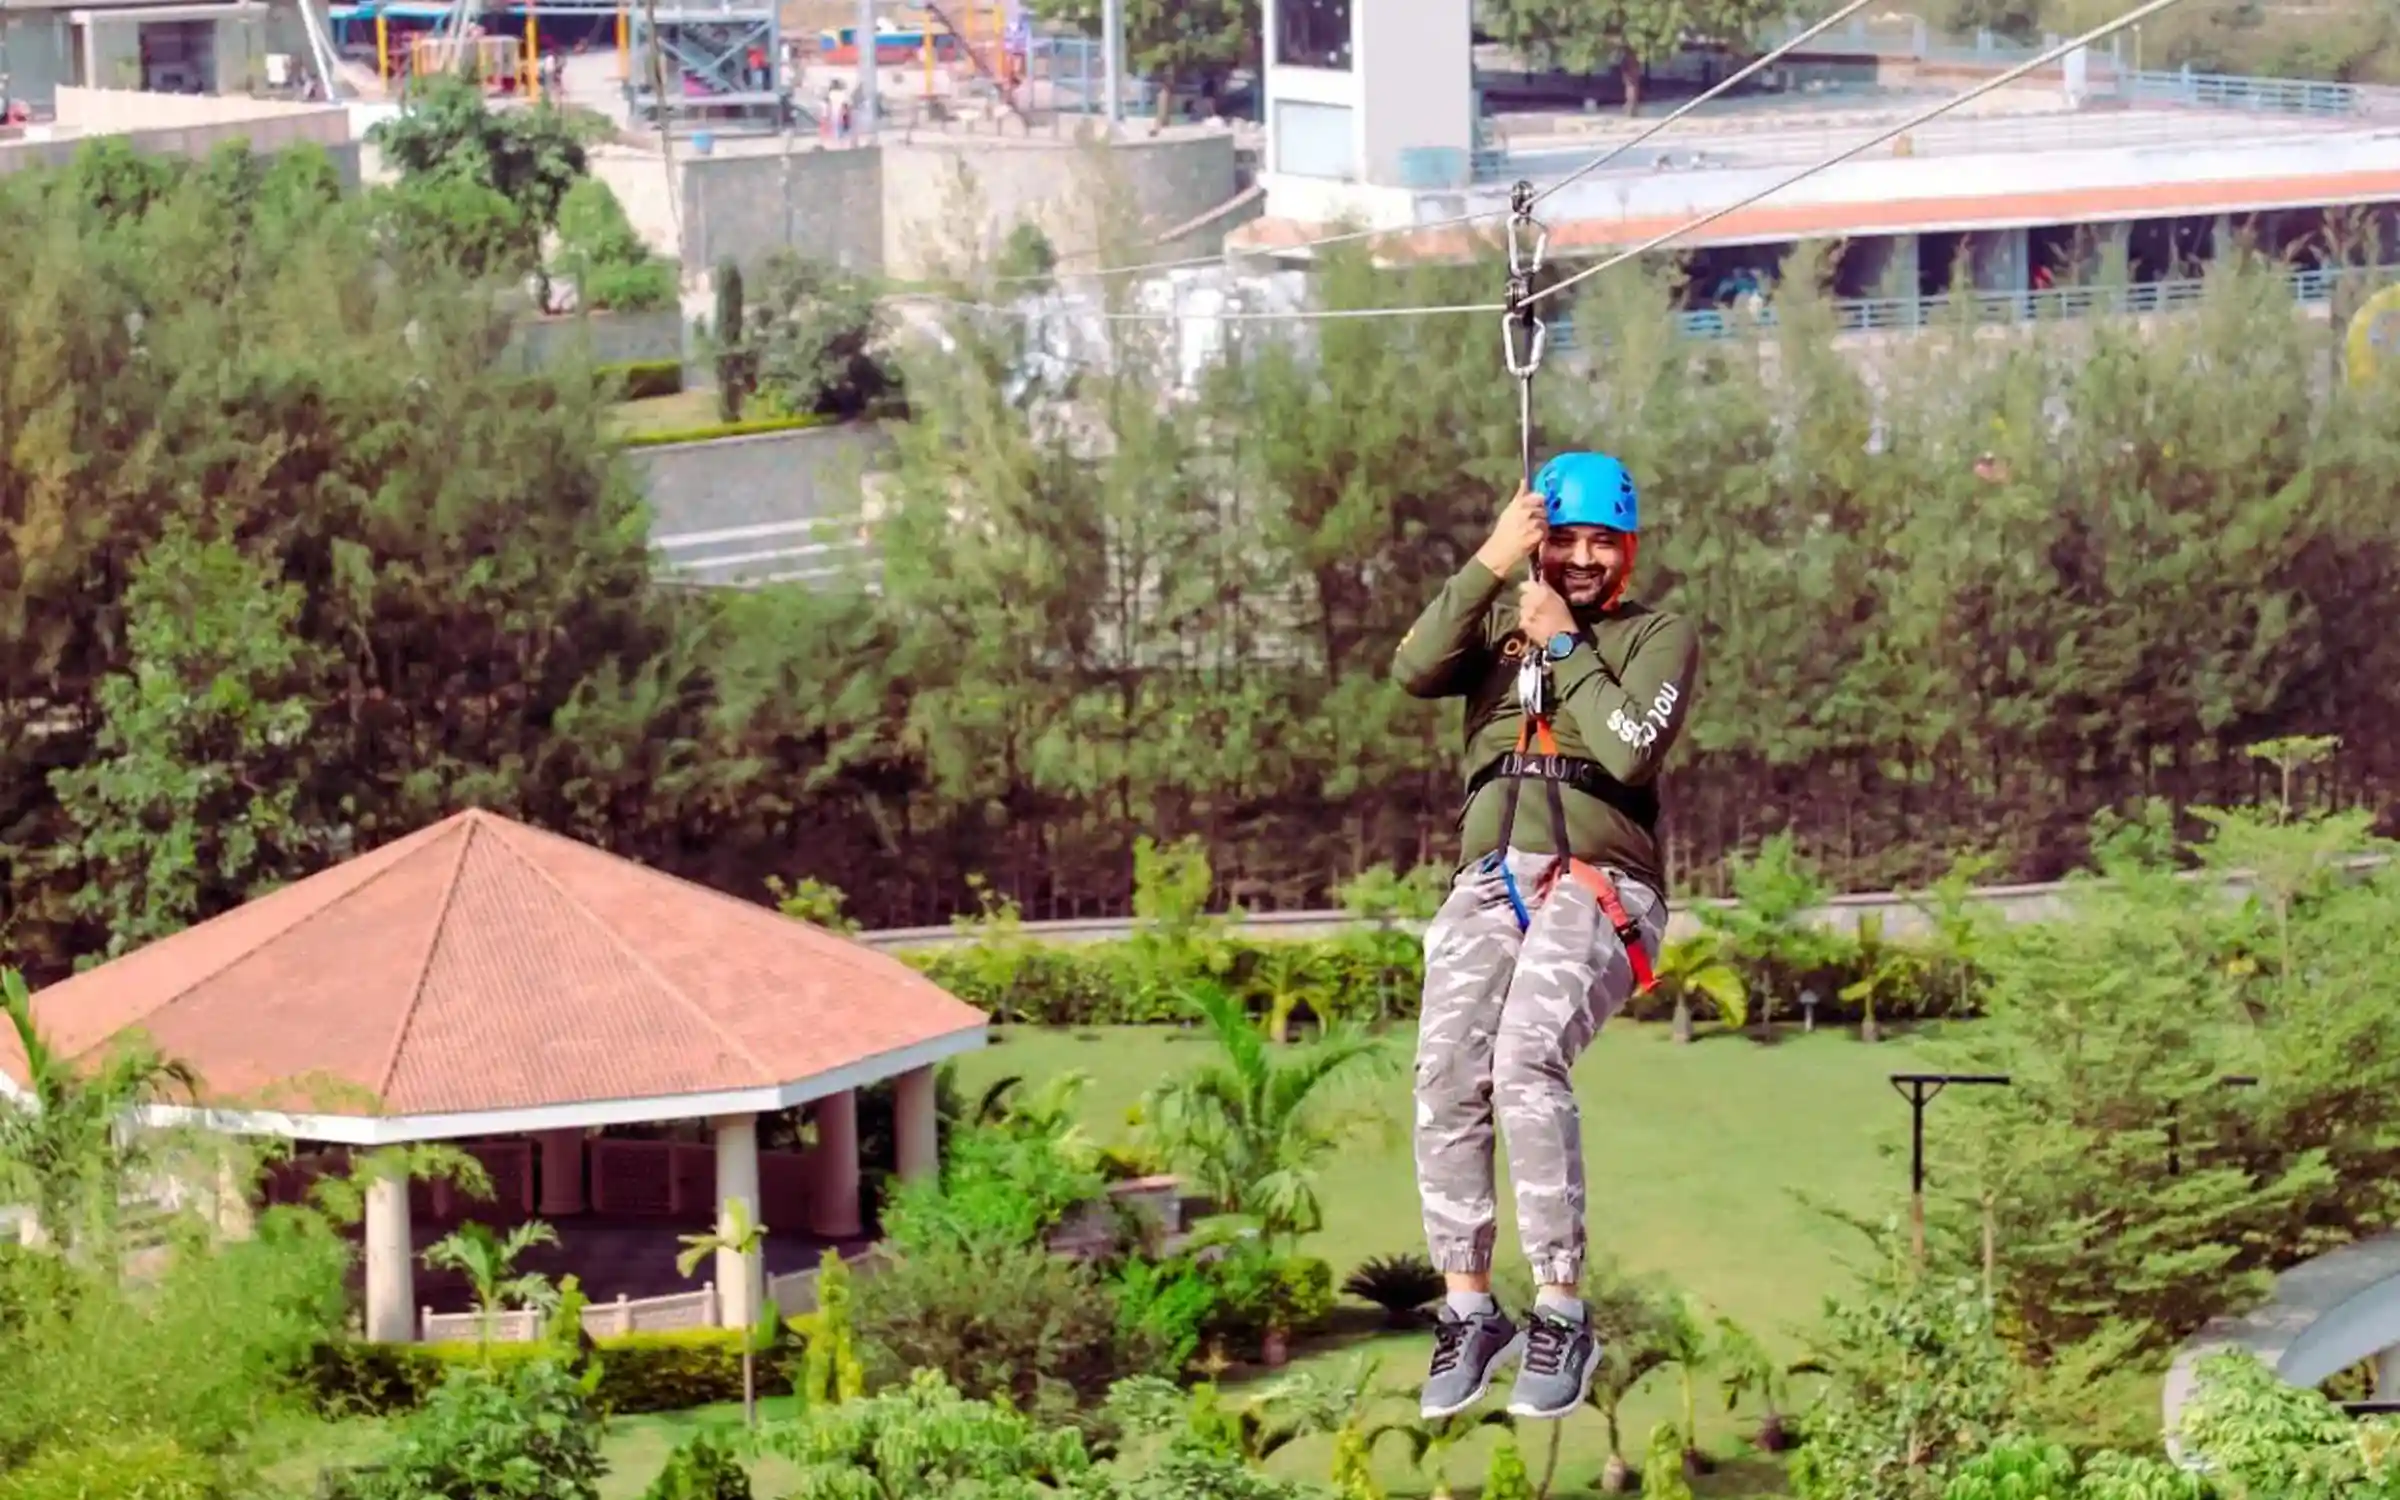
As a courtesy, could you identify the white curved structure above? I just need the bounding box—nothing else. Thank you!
[2164,1228,2400,1455]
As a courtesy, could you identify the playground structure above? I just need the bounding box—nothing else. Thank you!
[618,0,790,130]
[406,31,526,88]
[328,0,587,99]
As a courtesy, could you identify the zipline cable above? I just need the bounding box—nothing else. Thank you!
[1522,0,2190,310]
[995,0,1879,288]
[918,0,2188,327]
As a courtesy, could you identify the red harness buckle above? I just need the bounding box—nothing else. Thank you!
[1556,859,1656,994]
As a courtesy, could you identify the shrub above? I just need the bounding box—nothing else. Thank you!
[762,1368,1091,1491]
[1196,1248,1337,1352]
[900,926,1928,1032]
[879,1124,1104,1260]
[597,359,684,400]
[642,1431,751,1500]
[315,1327,763,1416]
[348,1359,606,1500]
[789,1248,866,1408]
[619,413,835,449]
[1110,1254,1220,1376]
[1341,1253,1444,1327]
[552,177,673,313]
[1484,1437,1536,1500]
[853,1240,1158,1424]
[0,1435,225,1500]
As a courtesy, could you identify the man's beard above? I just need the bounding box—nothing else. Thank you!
[1551,565,1618,607]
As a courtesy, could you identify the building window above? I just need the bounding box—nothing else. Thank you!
[1274,100,1355,180]
[1276,0,1352,70]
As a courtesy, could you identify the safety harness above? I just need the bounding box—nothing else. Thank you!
[1484,181,1656,995]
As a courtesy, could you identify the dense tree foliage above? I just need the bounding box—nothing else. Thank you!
[1480,0,1786,110]
[8,130,2400,974]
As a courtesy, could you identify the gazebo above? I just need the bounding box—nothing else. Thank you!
[0,809,987,1342]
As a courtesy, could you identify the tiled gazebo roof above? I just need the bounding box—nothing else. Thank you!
[0,810,985,1141]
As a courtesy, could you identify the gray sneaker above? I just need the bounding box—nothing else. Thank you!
[1421,1305,1525,1418]
[1507,1307,1600,1419]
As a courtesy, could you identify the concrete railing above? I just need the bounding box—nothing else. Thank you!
[413,1243,888,1342]
[856,857,2388,953]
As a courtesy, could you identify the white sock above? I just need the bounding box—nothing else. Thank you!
[1446,1289,1499,1318]
[1536,1289,1586,1323]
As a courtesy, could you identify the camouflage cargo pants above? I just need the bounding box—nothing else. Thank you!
[1413,847,1668,1287]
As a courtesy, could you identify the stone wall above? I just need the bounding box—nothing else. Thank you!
[510,309,687,372]
[619,128,1242,280]
[677,143,886,275]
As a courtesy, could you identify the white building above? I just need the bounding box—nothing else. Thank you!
[1259,0,1477,189]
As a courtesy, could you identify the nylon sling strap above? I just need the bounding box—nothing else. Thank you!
[1486,179,1655,995]
[1484,713,1658,995]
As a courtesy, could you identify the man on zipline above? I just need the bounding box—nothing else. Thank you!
[1391,451,1702,1421]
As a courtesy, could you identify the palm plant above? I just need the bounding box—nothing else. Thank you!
[1371,1406,1515,1500]
[1656,1295,1717,1477]
[1145,981,1386,1246]
[421,1218,561,1356]
[676,1196,769,1426]
[1255,1352,1389,1499]
[0,966,200,1261]
[1714,1314,1794,1452]
[1249,943,1340,1044]
[1654,933,1749,1045]
[1838,912,1913,1043]
[1342,1251,1445,1328]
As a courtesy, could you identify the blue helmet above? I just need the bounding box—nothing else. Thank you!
[1534,451,1639,533]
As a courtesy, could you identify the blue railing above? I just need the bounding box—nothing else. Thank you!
[1548,262,2389,351]
[2115,67,2362,117]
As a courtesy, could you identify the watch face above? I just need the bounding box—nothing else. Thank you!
[1547,631,1576,661]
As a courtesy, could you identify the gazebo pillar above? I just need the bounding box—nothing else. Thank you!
[712,1113,764,1330]
[810,1089,863,1239]
[537,1128,585,1216]
[2379,1344,2400,1399]
[364,1174,416,1343]
[894,1065,940,1181]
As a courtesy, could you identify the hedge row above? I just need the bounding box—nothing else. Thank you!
[314,1328,766,1416]
[897,926,1974,1031]
[620,412,836,449]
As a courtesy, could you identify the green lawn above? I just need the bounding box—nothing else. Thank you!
[951,1022,1939,1498]
[267,1022,1934,1498]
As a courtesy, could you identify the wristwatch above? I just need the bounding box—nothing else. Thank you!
[1545,630,1579,662]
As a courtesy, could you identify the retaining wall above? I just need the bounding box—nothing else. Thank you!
[635,129,1241,280]
[0,88,357,183]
